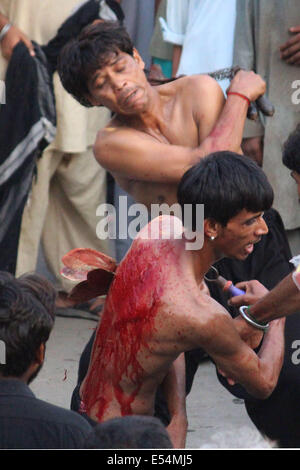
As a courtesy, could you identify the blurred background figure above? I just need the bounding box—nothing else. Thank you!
[149,0,173,80]
[0,271,93,449]
[233,0,300,255]
[0,0,115,309]
[161,0,236,94]
[121,0,155,70]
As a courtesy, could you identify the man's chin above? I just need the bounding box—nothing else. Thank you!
[225,252,250,261]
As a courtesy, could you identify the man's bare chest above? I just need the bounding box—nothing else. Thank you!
[146,109,199,148]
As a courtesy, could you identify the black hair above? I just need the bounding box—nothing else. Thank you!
[0,272,56,377]
[58,21,134,107]
[83,415,173,449]
[282,124,300,174]
[177,151,274,228]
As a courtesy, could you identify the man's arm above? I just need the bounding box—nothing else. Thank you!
[198,312,285,399]
[174,292,285,399]
[161,353,188,448]
[231,275,300,324]
[95,72,266,183]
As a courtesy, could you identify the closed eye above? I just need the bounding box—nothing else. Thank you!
[244,217,256,226]
[244,212,264,226]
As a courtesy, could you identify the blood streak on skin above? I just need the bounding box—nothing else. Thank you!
[81,238,177,421]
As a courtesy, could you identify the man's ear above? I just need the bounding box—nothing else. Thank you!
[204,218,220,240]
[133,48,145,70]
[35,343,45,366]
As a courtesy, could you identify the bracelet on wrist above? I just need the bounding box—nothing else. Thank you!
[0,22,12,42]
[239,305,269,332]
[227,91,251,107]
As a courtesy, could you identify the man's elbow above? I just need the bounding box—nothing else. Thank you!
[93,140,108,169]
[251,376,278,400]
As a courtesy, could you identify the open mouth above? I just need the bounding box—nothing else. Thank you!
[245,243,254,254]
[244,237,261,254]
[121,89,138,106]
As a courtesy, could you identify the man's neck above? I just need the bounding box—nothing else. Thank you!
[188,241,217,286]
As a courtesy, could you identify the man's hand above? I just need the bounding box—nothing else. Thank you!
[1,24,35,61]
[233,315,264,349]
[166,413,188,449]
[280,26,300,65]
[242,136,264,167]
[227,280,269,350]
[228,70,266,103]
[228,280,269,308]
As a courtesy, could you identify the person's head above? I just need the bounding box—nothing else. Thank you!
[83,415,173,449]
[177,151,273,260]
[282,124,300,198]
[58,21,149,113]
[0,272,56,383]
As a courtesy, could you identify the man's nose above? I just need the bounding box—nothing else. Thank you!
[110,73,127,90]
[255,216,268,235]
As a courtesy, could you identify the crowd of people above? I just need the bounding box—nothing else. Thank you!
[0,0,300,450]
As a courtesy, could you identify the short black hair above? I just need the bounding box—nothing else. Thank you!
[83,415,173,449]
[0,272,56,377]
[282,124,300,174]
[58,21,134,107]
[177,151,274,228]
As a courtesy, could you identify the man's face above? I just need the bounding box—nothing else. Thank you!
[214,209,268,261]
[87,49,149,114]
[291,170,300,200]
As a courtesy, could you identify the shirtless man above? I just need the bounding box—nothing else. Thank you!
[58,21,267,209]
[76,152,285,447]
[57,21,271,447]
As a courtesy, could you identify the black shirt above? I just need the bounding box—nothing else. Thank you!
[0,379,92,449]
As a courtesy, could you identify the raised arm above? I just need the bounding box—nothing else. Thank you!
[95,71,266,183]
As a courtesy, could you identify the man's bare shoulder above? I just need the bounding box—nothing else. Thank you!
[171,74,223,96]
[95,118,137,144]
[167,75,225,130]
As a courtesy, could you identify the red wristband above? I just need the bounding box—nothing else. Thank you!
[227,91,251,107]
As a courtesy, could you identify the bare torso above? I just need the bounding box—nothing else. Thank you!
[80,216,230,422]
[94,75,225,208]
